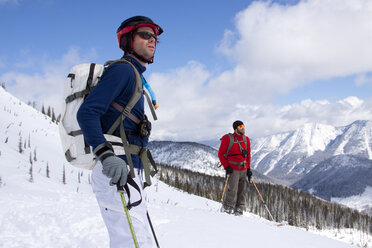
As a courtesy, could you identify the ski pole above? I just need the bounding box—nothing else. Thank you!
[221,174,230,202]
[251,179,275,222]
[118,187,139,248]
[147,211,160,248]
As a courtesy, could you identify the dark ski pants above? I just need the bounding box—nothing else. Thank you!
[223,169,248,211]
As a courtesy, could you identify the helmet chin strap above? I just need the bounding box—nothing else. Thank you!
[130,50,154,64]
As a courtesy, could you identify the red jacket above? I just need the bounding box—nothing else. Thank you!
[218,133,251,171]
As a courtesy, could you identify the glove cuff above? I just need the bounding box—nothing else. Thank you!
[93,142,115,162]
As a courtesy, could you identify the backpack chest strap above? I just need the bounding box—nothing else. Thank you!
[111,101,141,124]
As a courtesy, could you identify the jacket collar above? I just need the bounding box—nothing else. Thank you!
[122,55,146,74]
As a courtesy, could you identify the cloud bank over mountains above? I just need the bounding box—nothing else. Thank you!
[2,0,372,141]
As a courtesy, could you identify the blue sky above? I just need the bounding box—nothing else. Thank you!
[1,0,372,141]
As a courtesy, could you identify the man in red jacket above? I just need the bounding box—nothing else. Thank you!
[218,120,252,215]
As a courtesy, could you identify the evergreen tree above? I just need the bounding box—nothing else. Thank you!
[18,133,23,153]
[155,163,372,235]
[52,108,56,122]
[47,106,51,117]
[46,163,50,178]
[29,153,34,183]
[174,173,180,188]
[33,148,37,162]
[29,152,33,164]
[62,164,66,184]
[56,114,61,124]
[41,105,46,115]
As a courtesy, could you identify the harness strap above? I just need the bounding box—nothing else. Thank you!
[235,135,245,154]
[228,160,246,169]
[111,101,141,124]
[227,154,243,157]
[103,59,158,187]
[224,133,248,157]
[224,133,248,169]
[139,148,158,187]
[119,115,136,178]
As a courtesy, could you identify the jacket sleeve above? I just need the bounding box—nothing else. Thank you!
[218,135,229,169]
[77,63,132,149]
[246,136,251,169]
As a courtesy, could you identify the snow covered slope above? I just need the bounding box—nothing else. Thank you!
[0,87,369,247]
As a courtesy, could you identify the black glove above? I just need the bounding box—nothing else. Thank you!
[225,166,233,175]
[247,169,252,183]
[93,142,129,187]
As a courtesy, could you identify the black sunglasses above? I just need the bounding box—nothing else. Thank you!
[135,31,159,43]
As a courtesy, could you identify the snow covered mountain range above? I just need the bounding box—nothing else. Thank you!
[2,83,369,247]
[292,154,372,200]
[250,121,372,215]
[250,121,372,183]
[149,121,372,215]
[148,141,221,176]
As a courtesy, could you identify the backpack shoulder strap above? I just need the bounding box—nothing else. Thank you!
[242,135,247,149]
[224,133,235,157]
[106,58,143,121]
[106,59,157,130]
[104,58,158,180]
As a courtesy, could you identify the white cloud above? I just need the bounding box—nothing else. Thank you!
[0,47,97,112]
[147,0,372,141]
[2,0,372,142]
[214,96,372,139]
[148,0,372,141]
[149,59,372,141]
[216,0,372,100]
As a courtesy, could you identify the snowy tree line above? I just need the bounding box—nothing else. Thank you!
[40,105,61,124]
[1,81,60,123]
[157,163,371,235]
[4,128,89,188]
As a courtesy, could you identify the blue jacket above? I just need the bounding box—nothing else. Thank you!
[77,56,148,169]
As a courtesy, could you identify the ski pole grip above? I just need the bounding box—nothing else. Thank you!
[116,183,125,192]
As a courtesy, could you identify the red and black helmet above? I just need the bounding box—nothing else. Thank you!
[116,16,163,64]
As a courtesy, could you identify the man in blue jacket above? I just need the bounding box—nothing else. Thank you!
[77,16,163,248]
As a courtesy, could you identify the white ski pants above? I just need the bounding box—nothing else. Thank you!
[92,162,155,248]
